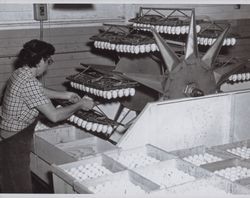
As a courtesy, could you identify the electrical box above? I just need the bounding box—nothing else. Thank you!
[33,4,48,21]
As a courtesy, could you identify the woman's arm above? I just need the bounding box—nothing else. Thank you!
[43,88,81,102]
[36,98,94,123]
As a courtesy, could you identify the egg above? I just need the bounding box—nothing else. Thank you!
[163,26,168,33]
[171,26,176,34]
[226,38,231,46]
[106,91,112,99]
[139,45,146,53]
[102,125,108,133]
[69,115,75,122]
[223,39,227,46]
[231,38,236,46]
[129,88,135,96]
[111,90,118,99]
[86,122,93,131]
[89,88,94,94]
[91,123,98,131]
[199,37,204,45]
[203,38,208,46]
[102,91,107,99]
[81,120,87,128]
[107,125,113,134]
[150,43,157,52]
[110,44,116,50]
[175,26,181,35]
[208,38,213,46]
[159,25,164,33]
[85,86,90,92]
[94,41,98,48]
[181,26,186,34]
[145,44,151,53]
[185,26,189,33]
[130,45,135,54]
[70,81,74,88]
[96,124,103,133]
[196,25,201,33]
[77,119,83,127]
[124,88,130,97]
[73,116,79,123]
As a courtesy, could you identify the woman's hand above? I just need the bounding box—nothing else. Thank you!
[80,97,95,111]
[66,92,81,103]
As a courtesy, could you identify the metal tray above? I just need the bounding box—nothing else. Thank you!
[103,144,177,169]
[202,158,250,186]
[73,169,161,194]
[159,175,250,195]
[211,139,250,160]
[132,158,213,189]
[51,154,126,186]
[170,145,235,166]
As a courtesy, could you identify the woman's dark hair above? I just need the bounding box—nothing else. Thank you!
[15,39,55,68]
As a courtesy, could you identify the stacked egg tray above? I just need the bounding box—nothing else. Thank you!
[67,69,139,100]
[54,99,119,140]
[201,158,250,187]
[91,31,160,54]
[154,175,250,195]
[211,139,250,161]
[170,145,235,167]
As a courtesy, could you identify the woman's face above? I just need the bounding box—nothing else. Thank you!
[36,56,53,77]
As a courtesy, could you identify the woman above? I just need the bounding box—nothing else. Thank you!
[0,39,94,193]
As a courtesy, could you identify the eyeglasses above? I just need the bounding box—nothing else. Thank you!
[44,56,54,65]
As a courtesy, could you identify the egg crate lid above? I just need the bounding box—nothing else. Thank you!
[54,99,119,126]
[67,71,139,91]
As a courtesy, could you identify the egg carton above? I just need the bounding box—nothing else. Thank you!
[160,175,250,195]
[51,154,126,187]
[73,169,161,194]
[170,145,235,166]
[132,158,212,189]
[211,139,250,160]
[103,144,177,169]
[201,158,250,186]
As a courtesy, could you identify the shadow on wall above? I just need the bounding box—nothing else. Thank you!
[52,4,94,10]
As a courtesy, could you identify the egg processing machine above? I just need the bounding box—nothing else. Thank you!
[30,8,250,194]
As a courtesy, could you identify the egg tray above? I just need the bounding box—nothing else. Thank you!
[201,158,250,186]
[66,70,139,91]
[73,169,161,194]
[51,154,126,186]
[170,145,235,165]
[90,31,155,45]
[211,139,250,160]
[162,175,250,195]
[131,158,213,189]
[54,99,118,127]
[103,144,177,169]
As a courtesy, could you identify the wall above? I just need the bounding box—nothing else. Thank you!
[0,4,250,99]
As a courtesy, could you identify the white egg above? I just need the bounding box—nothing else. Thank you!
[199,37,204,45]
[106,91,112,99]
[89,88,94,94]
[185,26,189,33]
[73,116,79,123]
[120,45,124,52]
[155,25,160,32]
[115,44,120,52]
[86,122,93,131]
[196,25,201,33]
[107,125,113,134]
[94,41,98,48]
[102,125,108,133]
[130,45,135,54]
[110,44,116,50]
[124,88,130,97]
[231,38,236,46]
[96,124,103,133]
[103,91,107,98]
[159,25,164,33]
[163,26,168,33]
[150,43,157,52]
[175,26,181,35]
[112,90,118,99]
[226,38,231,46]
[246,73,250,80]
[223,39,227,46]
[145,44,151,53]
[69,115,75,122]
[129,88,135,96]
[118,89,124,97]
[181,26,186,34]
[77,119,83,127]
[85,86,90,92]
[208,38,213,46]
[70,81,74,88]
[91,123,98,131]
[203,38,208,46]
[171,26,176,34]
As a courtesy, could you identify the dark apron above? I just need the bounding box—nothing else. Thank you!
[0,121,37,193]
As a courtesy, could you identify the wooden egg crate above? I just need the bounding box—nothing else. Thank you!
[51,154,127,187]
[103,144,177,170]
[201,158,250,186]
[198,22,237,46]
[128,7,201,35]
[67,68,139,99]
[73,169,161,194]
[55,99,121,140]
[131,158,213,189]
[170,145,235,167]
[211,139,250,161]
[160,175,250,195]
